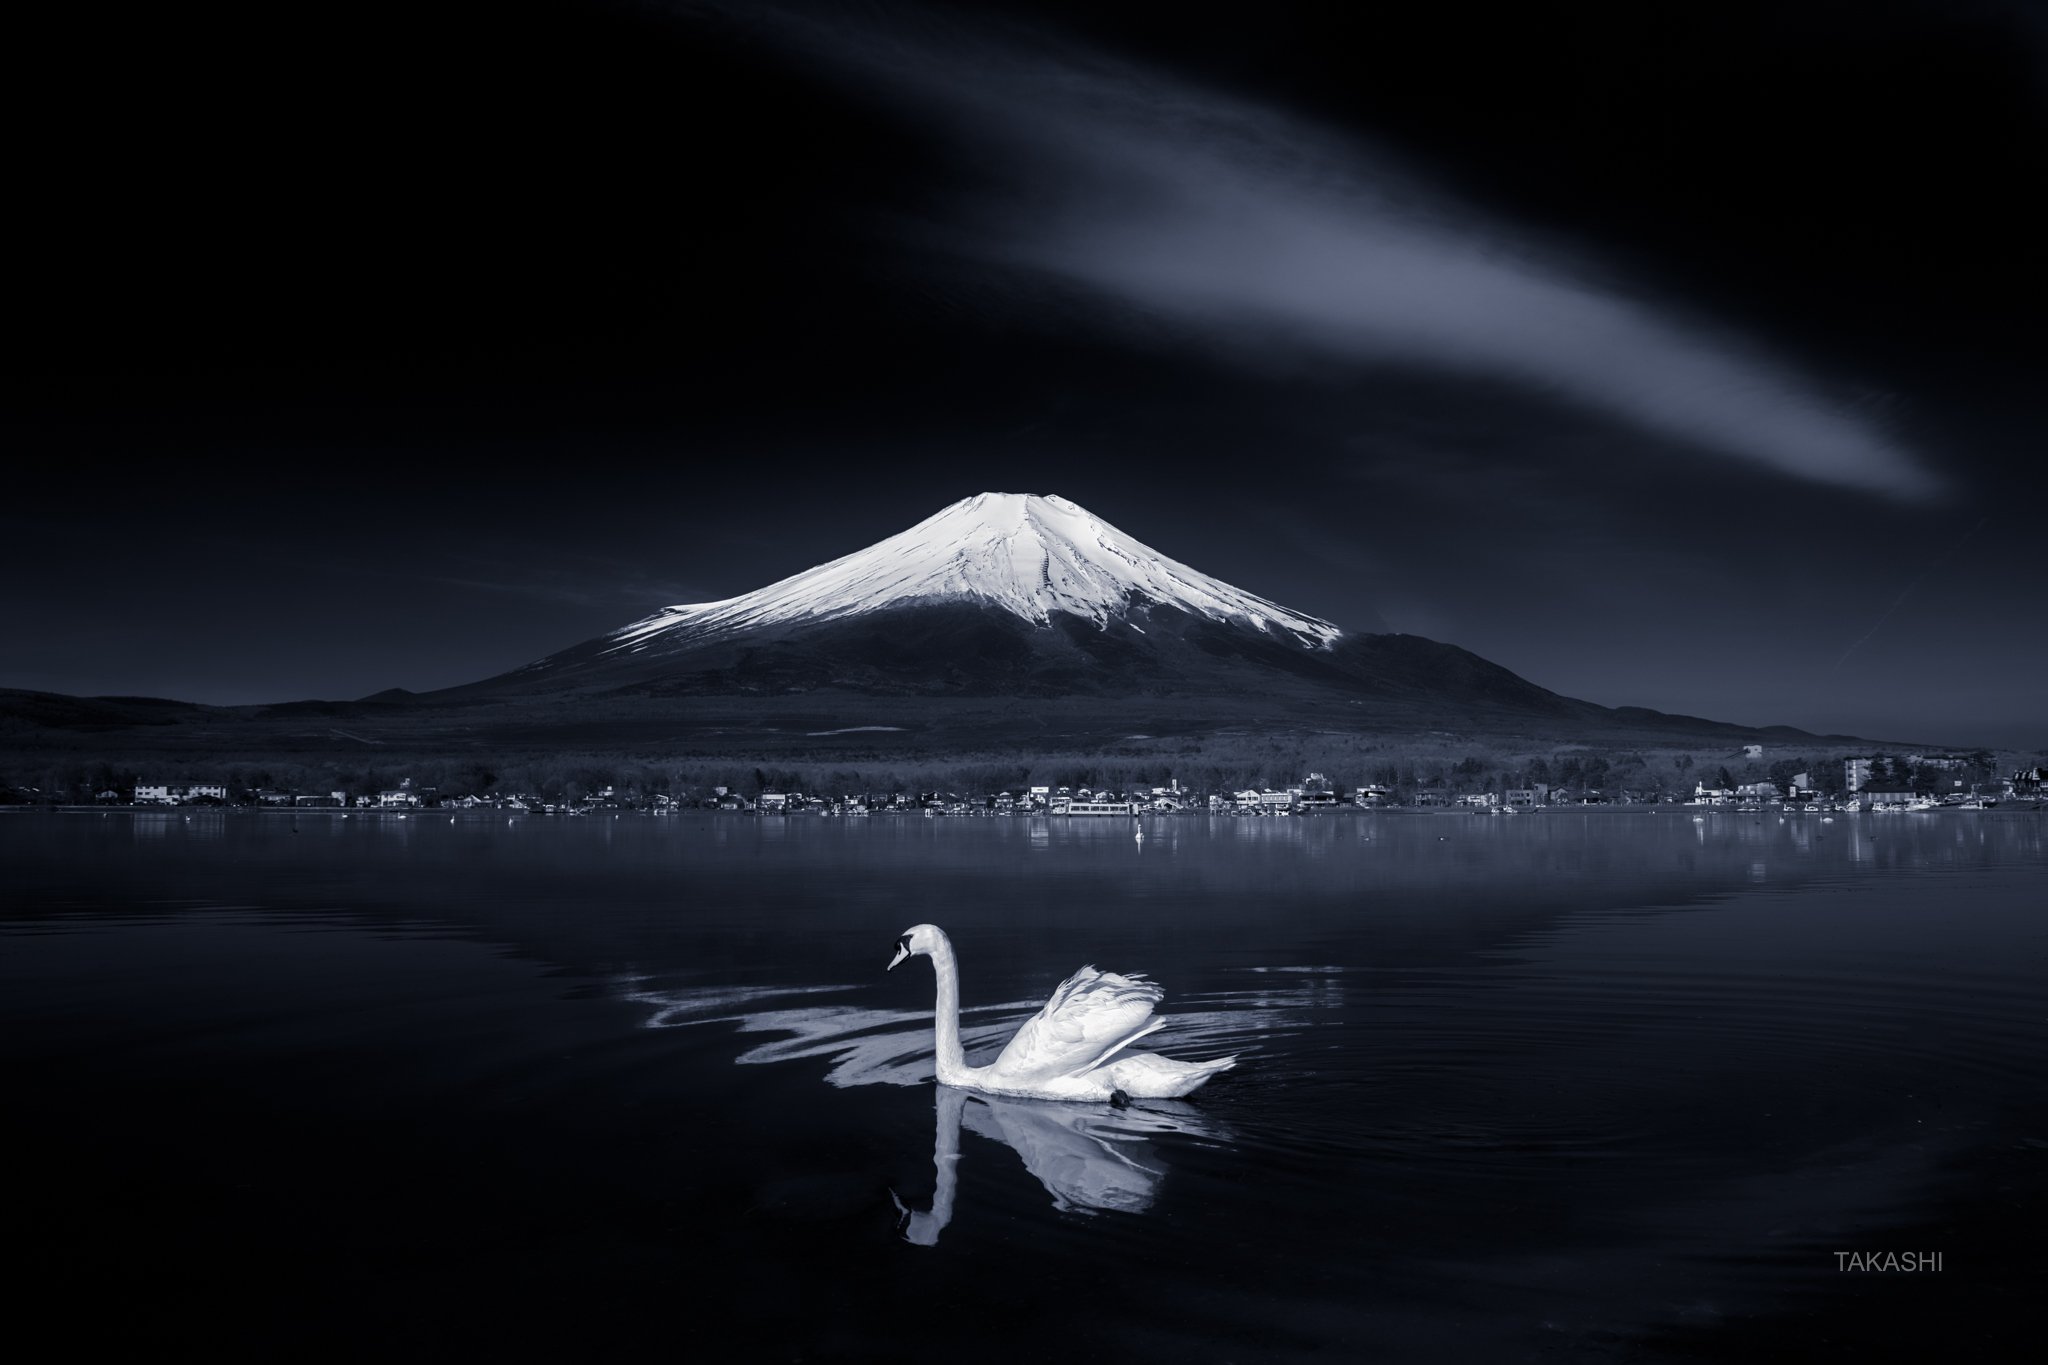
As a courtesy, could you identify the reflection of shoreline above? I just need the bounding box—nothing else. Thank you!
[895,1085,1224,1247]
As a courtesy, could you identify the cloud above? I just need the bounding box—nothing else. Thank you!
[743,6,1942,501]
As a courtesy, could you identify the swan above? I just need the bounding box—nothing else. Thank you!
[888,924,1235,1103]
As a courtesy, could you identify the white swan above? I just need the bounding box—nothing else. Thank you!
[887,924,1235,1103]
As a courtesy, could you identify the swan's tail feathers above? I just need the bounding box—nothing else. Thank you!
[1105,1051,1237,1099]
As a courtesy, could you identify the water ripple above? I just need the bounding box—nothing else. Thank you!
[620,970,1344,1088]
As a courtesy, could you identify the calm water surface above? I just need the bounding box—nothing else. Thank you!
[4,810,2045,1361]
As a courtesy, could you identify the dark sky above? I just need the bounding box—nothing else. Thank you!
[5,0,2044,747]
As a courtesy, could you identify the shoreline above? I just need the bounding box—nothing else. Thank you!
[6,802,2040,820]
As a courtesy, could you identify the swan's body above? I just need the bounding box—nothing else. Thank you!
[888,924,1235,1102]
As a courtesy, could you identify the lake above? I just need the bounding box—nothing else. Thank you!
[4,809,2044,1361]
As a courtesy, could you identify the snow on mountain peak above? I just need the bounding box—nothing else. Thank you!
[603,492,1344,653]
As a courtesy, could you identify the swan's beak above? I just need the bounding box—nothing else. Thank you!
[887,943,910,971]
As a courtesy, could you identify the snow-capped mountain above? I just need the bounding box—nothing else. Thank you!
[442,490,1589,723]
[599,492,1343,657]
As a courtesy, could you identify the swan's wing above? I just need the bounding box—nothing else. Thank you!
[986,966,1165,1085]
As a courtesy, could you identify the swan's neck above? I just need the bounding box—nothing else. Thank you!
[928,934,972,1083]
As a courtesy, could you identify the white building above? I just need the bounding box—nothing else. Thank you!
[1064,799,1135,816]
[134,783,176,805]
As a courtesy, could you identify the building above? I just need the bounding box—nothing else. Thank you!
[1742,744,1764,759]
[1063,799,1134,816]
[1845,758,1873,792]
[1353,785,1392,807]
[134,783,176,805]
[1298,774,1338,808]
[1734,781,1781,802]
[758,791,788,811]
[186,784,227,803]
[1863,782,1917,808]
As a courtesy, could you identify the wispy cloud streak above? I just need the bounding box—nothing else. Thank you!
[744,7,1940,500]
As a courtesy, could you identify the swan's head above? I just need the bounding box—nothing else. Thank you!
[888,923,944,971]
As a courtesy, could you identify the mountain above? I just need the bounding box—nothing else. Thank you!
[420,493,1795,743]
[434,493,1531,708]
[453,491,1340,696]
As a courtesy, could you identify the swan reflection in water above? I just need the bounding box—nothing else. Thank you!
[894,1084,1224,1246]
